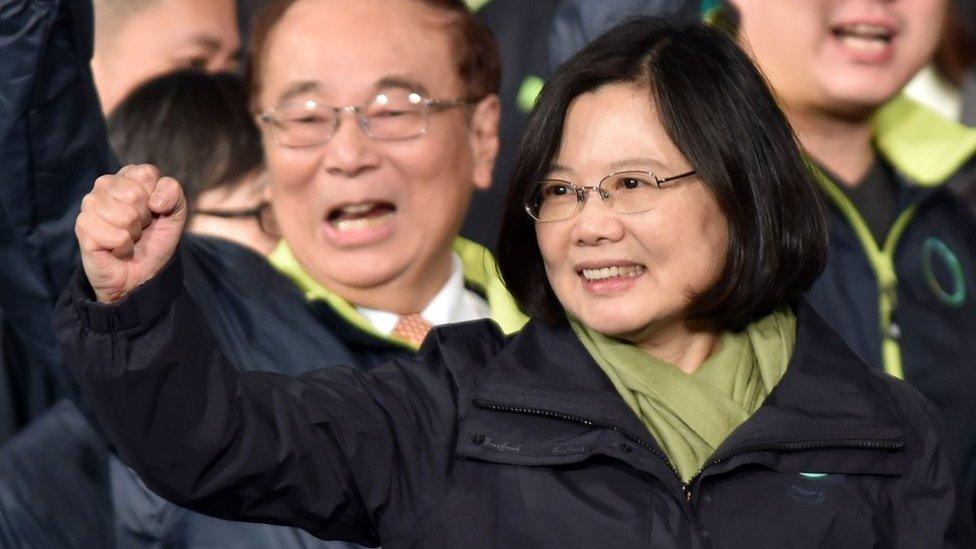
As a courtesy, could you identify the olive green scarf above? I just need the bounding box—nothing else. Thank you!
[570,309,796,482]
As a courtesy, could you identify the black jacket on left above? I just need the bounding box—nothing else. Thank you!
[55,253,976,548]
[0,1,398,546]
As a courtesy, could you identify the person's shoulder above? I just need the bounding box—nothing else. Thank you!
[866,368,945,426]
[181,236,305,298]
[424,319,509,363]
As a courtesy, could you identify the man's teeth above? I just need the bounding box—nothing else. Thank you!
[836,23,892,51]
[581,265,645,281]
[332,210,393,231]
[839,34,888,51]
[341,203,378,215]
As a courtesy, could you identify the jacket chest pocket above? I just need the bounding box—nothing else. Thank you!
[510,458,661,548]
[699,469,885,548]
[395,457,662,548]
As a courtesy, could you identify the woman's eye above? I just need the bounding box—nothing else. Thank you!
[545,184,571,197]
[621,177,647,190]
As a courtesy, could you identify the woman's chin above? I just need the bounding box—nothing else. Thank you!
[575,312,657,340]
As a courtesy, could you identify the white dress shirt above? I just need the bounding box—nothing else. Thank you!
[356,254,491,335]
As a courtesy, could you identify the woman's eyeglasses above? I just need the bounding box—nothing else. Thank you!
[524,169,698,223]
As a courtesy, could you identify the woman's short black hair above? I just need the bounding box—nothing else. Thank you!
[107,70,264,207]
[496,18,828,331]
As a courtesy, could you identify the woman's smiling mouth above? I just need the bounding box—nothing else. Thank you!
[577,262,646,294]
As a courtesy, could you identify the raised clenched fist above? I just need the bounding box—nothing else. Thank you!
[75,164,187,303]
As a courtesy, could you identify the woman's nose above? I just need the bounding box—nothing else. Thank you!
[573,191,625,246]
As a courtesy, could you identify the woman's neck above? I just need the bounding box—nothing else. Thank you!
[632,321,721,375]
[789,108,876,186]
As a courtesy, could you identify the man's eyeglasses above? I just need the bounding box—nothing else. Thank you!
[193,201,279,236]
[257,89,478,148]
[525,169,698,223]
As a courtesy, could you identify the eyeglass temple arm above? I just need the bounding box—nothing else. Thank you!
[657,169,697,185]
[192,205,266,219]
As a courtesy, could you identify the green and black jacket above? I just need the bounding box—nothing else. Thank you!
[807,95,976,504]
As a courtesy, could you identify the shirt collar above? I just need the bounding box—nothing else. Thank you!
[356,254,490,335]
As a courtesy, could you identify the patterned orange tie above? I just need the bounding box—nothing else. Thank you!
[392,314,433,347]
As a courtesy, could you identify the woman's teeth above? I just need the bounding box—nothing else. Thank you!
[582,265,645,281]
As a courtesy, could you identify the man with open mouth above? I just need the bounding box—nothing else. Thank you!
[0,0,525,547]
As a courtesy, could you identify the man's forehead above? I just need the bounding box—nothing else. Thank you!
[276,0,453,50]
[274,76,432,106]
[263,2,462,104]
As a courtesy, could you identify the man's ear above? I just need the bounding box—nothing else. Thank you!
[468,94,501,191]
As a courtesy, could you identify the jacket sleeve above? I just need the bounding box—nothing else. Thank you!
[0,0,119,299]
[0,0,120,418]
[53,252,461,545]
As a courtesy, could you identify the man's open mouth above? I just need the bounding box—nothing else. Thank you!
[832,23,894,52]
[326,201,396,231]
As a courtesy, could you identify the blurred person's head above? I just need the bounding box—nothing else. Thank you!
[248,0,501,313]
[107,70,277,255]
[722,0,948,120]
[92,0,241,114]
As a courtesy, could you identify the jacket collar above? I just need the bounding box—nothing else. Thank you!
[873,94,976,186]
[459,302,906,478]
[266,237,527,349]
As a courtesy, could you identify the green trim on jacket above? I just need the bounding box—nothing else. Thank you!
[815,96,976,378]
[465,0,492,12]
[267,238,527,350]
[873,95,976,186]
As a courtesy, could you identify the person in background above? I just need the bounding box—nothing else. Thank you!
[460,0,561,247]
[107,70,278,255]
[58,18,974,547]
[547,0,700,71]
[0,0,241,440]
[91,0,240,114]
[718,0,976,506]
[0,0,522,547]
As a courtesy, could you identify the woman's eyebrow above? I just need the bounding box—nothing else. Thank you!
[608,157,667,171]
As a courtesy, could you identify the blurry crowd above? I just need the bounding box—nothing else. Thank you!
[1,0,976,547]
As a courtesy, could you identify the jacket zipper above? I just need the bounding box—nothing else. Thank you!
[472,399,686,486]
[815,170,919,380]
[473,399,904,504]
[682,437,905,502]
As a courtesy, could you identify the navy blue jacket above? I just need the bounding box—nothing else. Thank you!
[54,254,976,547]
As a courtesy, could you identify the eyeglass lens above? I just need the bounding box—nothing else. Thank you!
[527,171,663,222]
[269,89,430,147]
